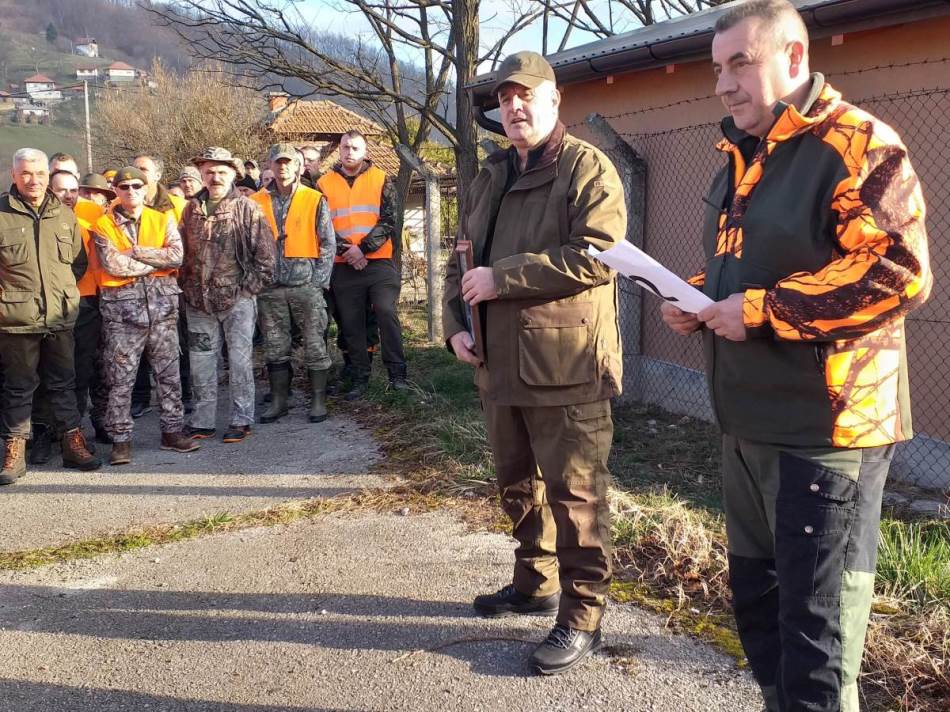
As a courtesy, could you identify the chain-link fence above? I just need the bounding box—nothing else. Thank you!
[614,86,949,491]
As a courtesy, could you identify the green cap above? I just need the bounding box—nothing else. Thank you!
[267,142,299,163]
[112,166,147,186]
[491,51,556,94]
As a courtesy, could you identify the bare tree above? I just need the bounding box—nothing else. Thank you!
[534,0,729,50]
[143,0,541,231]
[93,61,268,177]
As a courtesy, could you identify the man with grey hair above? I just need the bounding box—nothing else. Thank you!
[661,2,931,710]
[443,52,625,675]
[179,148,275,443]
[0,148,101,482]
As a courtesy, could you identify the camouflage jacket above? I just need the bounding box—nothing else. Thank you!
[179,185,276,314]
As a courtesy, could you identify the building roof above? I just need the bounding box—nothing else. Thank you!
[76,66,99,72]
[107,62,135,71]
[267,99,385,139]
[469,0,950,126]
[24,74,54,84]
[75,37,96,45]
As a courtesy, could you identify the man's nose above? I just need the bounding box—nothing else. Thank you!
[716,70,737,97]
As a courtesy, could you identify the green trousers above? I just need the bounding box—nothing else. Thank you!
[722,434,893,712]
[482,397,614,632]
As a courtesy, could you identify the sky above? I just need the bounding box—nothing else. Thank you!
[293,0,620,73]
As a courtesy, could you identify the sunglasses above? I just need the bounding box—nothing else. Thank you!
[116,183,145,191]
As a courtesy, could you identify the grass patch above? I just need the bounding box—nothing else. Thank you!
[343,304,949,712]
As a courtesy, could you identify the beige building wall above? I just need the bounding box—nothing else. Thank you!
[557,16,950,444]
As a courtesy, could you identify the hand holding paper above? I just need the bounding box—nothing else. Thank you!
[588,242,713,314]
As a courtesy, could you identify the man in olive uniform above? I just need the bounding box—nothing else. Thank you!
[0,148,101,483]
[443,52,625,674]
[94,166,198,465]
[252,144,334,424]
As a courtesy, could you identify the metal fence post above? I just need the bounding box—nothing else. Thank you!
[396,145,443,344]
[585,113,648,401]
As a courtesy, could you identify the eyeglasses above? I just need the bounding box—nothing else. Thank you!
[116,183,145,191]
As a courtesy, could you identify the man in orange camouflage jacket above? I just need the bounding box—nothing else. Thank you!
[661,2,931,711]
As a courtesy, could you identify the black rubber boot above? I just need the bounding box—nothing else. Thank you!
[308,369,329,423]
[28,424,53,465]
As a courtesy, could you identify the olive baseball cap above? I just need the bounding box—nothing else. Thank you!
[267,142,299,163]
[490,51,556,94]
[112,166,148,186]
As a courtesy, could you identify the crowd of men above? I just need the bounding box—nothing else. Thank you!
[0,130,408,475]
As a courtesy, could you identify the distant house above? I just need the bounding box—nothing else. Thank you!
[16,104,50,123]
[106,62,136,82]
[23,74,62,102]
[75,38,99,58]
[76,66,99,81]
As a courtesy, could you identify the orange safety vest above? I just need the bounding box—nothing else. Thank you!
[317,166,390,262]
[250,186,321,258]
[74,199,105,296]
[94,207,177,288]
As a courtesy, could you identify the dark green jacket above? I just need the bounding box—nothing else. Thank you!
[0,188,86,333]
[696,78,930,448]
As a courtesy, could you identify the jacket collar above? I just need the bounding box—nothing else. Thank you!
[718,74,840,151]
[496,120,567,192]
[193,184,242,215]
[7,186,58,219]
[148,183,175,213]
[332,159,376,181]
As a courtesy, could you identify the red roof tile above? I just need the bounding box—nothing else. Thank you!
[107,62,135,71]
[24,74,54,84]
[267,100,385,139]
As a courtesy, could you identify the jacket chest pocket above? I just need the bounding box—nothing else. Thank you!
[518,301,594,387]
[56,234,73,263]
[0,227,30,267]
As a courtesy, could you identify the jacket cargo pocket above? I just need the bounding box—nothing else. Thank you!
[0,289,39,327]
[774,452,857,598]
[0,228,30,267]
[56,234,73,263]
[518,301,594,387]
[61,284,80,322]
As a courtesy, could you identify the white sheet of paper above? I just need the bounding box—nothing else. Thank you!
[589,242,714,314]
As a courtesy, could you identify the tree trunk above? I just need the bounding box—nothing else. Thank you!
[453,0,480,223]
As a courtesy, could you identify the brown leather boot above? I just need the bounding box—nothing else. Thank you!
[160,431,201,453]
[110,441,132,466]
[61,428,102,471]
[1,437,27,485]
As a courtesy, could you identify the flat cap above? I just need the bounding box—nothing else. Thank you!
[491,51,556,94]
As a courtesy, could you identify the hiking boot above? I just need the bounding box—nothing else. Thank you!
[530,624,603,675]
[110,441,132,466]
[160,431,201,453]
[387,366,410,392]
[260,363,290,423]
[473,583,560,618]
[28,424,53,465]
[344,378,369,402]
[222,425,251,443]
[61,428,102,471]
[1,437,27,484]
[308,369,329,423]
[187,426,216,440]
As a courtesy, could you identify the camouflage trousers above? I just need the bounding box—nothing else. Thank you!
[101,303,183,442]
[482,397,614,633]
[186,297,257,430]
[259,284,331,371]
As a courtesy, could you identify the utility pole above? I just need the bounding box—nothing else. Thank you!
[83,81,93,173]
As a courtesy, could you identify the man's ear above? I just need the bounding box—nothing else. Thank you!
[787,40,806,78]
[552,87,561,109]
